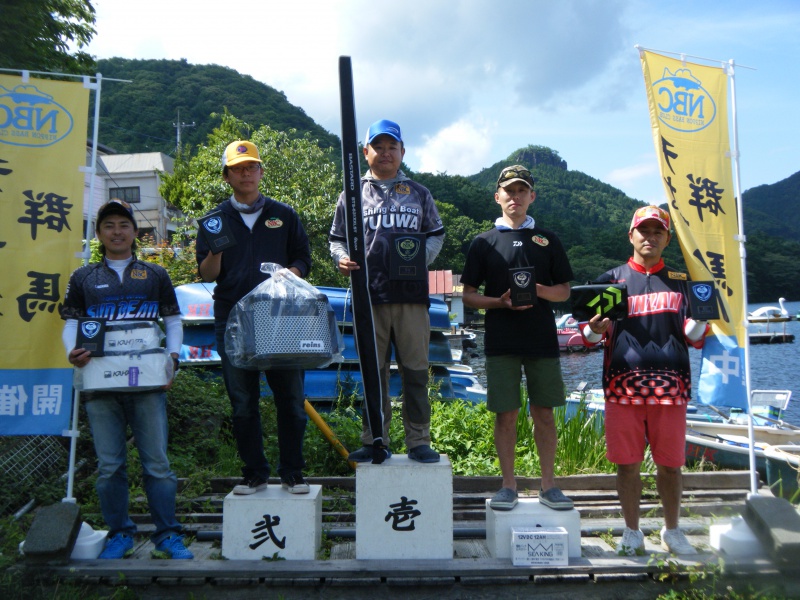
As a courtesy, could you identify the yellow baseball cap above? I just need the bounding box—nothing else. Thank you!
[221,140,262,169]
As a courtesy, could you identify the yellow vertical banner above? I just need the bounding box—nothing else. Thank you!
[639,50,747,409]
[0,74,88,434]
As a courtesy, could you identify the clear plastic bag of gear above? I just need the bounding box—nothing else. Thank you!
[224,263,344,370]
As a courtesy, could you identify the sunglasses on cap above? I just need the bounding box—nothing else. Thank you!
[497,167,535,188]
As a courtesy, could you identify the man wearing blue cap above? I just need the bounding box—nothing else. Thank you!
[329,119,445,463]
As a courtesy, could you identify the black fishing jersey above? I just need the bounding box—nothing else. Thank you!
[592,258,704,406]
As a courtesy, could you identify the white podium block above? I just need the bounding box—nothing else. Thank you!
[709,516,768,557]
[222,484,322,560]
[356,454,453,559]
[486,498,581,558]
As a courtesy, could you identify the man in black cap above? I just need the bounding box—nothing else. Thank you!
[461,165,574,512]
[61,199,192,559]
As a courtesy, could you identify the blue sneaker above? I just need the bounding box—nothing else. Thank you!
[152,534,194,560]
[408,444,440,463]
[98,533,134,559]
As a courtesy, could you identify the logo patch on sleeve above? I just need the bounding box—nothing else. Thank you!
[531,234,549,247]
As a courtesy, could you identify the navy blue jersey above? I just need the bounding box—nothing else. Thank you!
[594,258,702,406]
[195,196,312,322]
[329,173,444,305]
[461,225,573,357]
[61,258,180,322]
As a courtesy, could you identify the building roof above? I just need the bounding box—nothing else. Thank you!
[429,270,458,296]
[100,152,174,174]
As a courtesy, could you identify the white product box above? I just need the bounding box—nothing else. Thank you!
[75,349,169,391]
[511,526,569,566]
[486,497,581,558]
[355,454,453,559]
[104,321,163,352]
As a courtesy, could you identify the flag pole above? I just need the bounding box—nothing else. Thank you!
[726,60,758,495]
[63,72,104,504]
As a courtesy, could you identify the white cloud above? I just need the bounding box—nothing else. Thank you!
[606,162,658,192]
[82,0,800,200]
[413,119,494,176]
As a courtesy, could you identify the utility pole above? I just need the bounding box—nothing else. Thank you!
[173,108,195,152]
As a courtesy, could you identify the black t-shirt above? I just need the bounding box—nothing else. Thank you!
[461,225,573,357]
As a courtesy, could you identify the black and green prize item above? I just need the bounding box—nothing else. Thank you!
[338,56,388,464]
[570,283,629,322]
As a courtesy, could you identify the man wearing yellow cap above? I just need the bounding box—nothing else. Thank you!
[583,205,708,556]
[197,140,312,495]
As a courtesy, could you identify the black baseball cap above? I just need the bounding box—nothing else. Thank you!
[96,199,137,230]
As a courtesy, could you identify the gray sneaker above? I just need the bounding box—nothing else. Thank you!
[489,487,518,511]
[539,487,574,510]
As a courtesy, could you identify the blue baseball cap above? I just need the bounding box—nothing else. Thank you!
[365,119,402,145]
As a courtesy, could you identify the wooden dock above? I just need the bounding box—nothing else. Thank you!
[19,472,800,599]
[749,332,795,344]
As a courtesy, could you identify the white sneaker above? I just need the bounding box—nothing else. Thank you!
[660,526,697,555]
[618,527,645,556]
[232,477,268,495]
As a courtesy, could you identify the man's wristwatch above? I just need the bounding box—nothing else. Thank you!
[172,356,180,372]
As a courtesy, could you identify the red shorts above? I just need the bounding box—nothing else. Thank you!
[605,402,687,468]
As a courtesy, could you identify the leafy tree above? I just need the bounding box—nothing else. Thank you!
[431,201,490,273]
[159,112,342,287]
[0,0,96,74]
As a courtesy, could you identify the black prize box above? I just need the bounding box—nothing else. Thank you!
[76,317,106,356]
[509,267,537,307]
[688,280,720,321]
[389,233,426,281]
[198,212,237,254]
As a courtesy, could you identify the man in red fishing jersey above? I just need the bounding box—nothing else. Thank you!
[582,205,708,555]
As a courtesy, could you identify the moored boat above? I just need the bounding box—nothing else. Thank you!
[763,444,800,501]
[174,283,486,405]
[564,384,799,476]
[684,421,800,477]
[555,314,600,352]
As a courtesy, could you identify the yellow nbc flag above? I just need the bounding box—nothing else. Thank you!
[0,74,88,434]
[639,49,747,409]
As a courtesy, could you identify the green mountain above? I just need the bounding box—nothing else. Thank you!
[92,58,339,154]
[94,58,798,302]
[742,171,800,239]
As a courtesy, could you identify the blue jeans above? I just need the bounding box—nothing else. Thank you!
[83,390,181,545]
[216,321,307,480]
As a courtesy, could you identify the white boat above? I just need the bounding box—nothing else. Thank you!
[748,297,791,323]
[685,420,800,477]
[564,384,799,477]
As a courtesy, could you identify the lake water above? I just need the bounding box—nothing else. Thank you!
[464,300,800,424]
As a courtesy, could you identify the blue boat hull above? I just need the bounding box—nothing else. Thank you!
[174,283,485,404]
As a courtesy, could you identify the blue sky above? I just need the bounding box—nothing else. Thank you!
[84,0,800,205]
